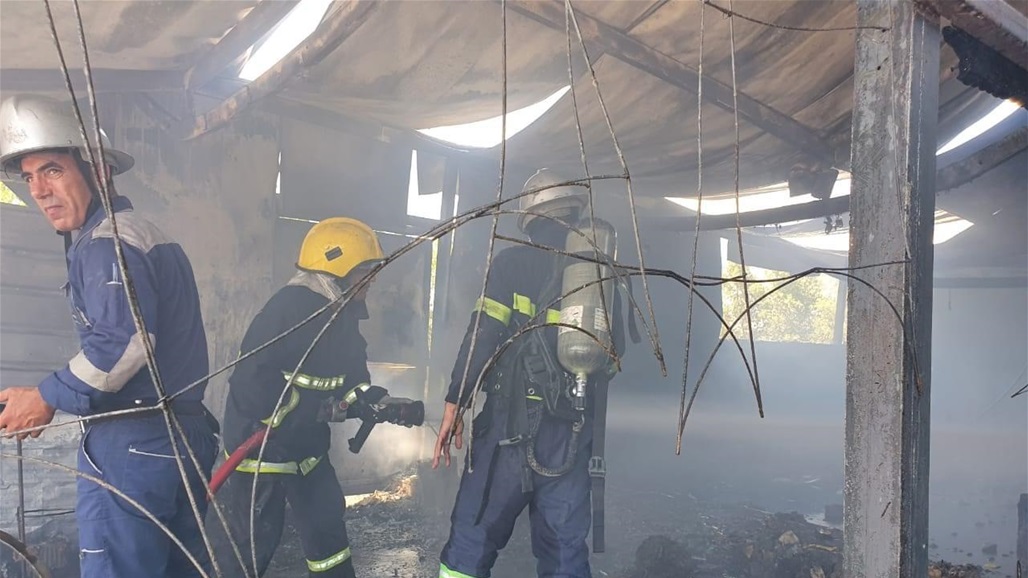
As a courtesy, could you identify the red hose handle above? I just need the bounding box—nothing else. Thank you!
[208,427,268,500]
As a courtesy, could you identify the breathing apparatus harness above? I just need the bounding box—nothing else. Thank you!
[470,249,580,526]
[484,216,639,552]
[510,252,584,479]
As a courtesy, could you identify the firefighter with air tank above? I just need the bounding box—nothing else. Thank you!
[433,169,631,578]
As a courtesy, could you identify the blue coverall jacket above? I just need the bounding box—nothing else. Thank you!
[37,195,217,577]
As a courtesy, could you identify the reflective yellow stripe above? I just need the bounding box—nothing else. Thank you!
[513,293,559,324]
[307,547,352,572]
[261,388,300,428]
[526,395,543,401]
[343,383,371,405]
[512,293,535,317]
[298,456,322,476]
[439,563,479,578]
[236,459,298,474]
[474,297,512,326]
[283,371,347,391]
[236,454,323,476]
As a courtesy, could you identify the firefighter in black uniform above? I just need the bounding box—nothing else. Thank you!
[433,169,626,578]
[210,217,389,578]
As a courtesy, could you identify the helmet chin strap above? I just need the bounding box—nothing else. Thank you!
[527,210,579,248]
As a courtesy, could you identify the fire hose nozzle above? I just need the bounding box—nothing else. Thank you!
[373,396,425,428]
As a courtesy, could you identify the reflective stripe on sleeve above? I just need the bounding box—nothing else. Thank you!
[283,370,347,391]
[261,388,301,428]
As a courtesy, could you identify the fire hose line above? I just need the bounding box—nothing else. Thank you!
[209,394,425,498]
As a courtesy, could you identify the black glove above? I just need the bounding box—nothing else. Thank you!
[357,385,389,405]
[349,385,389,421]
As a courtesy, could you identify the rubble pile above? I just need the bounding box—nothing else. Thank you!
[623,535,697,578]
[616,511,987,578]
[928,561,984,578]
[10,470,992,578]
[262,486,992,578]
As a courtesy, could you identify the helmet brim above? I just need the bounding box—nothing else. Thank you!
[1,145,134,176]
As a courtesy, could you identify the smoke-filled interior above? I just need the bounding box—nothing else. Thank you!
[1,1,1026,577]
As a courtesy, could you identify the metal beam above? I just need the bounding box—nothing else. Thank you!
[932,276,1027,288]
[198,76,501,163]
[651,195,849,232]
[187,0,376,140]
[844,2,939,577]
[937,126,1028,191]
[260,95,473,160]
[1018,493,1027,571]
[508,0,846,169]
[653,123,1021,232]
[0,69,183,93]
[184,0,299,91]
[920,0,1028,70]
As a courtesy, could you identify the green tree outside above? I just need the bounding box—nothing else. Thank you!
[722,260,838,344]
[0,181,27,206]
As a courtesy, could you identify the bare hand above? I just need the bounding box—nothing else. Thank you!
[0,387,56,441]
[432,402,464,469]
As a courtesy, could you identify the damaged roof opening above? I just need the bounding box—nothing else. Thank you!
[663,96,1018,248]
[775,209,974,252]
[417,85,571,149]
[936,98,1021,155]
[664,178,852,216]
[239,0,334,81]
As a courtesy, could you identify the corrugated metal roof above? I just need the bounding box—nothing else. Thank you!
[0,1,259,70]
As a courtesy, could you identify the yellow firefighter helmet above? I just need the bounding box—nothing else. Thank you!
[297,217,385,279]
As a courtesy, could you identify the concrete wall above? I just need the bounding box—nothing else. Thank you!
[110,94,281,419]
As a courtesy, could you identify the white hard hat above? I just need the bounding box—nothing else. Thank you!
[517,168,588,233]
[0,94,134,175]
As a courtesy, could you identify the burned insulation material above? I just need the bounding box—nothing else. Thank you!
[0,462,996,578]
[251,463,989,578]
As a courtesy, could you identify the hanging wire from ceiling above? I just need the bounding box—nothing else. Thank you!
[727,0,765,420]
[5,0,933,573]
[677,0,708,456]
[566,0,616,382]
[566,0,666,380]
[703,0,890,33]
[450,0,511,473]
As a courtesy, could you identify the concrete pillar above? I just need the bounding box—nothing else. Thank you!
[844,1,940,576]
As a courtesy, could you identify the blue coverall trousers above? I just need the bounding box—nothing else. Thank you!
[440,404,593,578]
[77,413,218,577]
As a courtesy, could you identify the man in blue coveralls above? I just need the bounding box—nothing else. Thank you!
[0,94,218,577]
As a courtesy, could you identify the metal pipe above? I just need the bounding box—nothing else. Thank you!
[16,438,26,543]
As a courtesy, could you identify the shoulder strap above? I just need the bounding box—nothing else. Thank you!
[590,377,609,552]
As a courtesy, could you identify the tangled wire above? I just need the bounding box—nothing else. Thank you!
[0,1,915,576]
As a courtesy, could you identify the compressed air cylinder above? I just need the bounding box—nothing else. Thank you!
[557,218,617,398]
